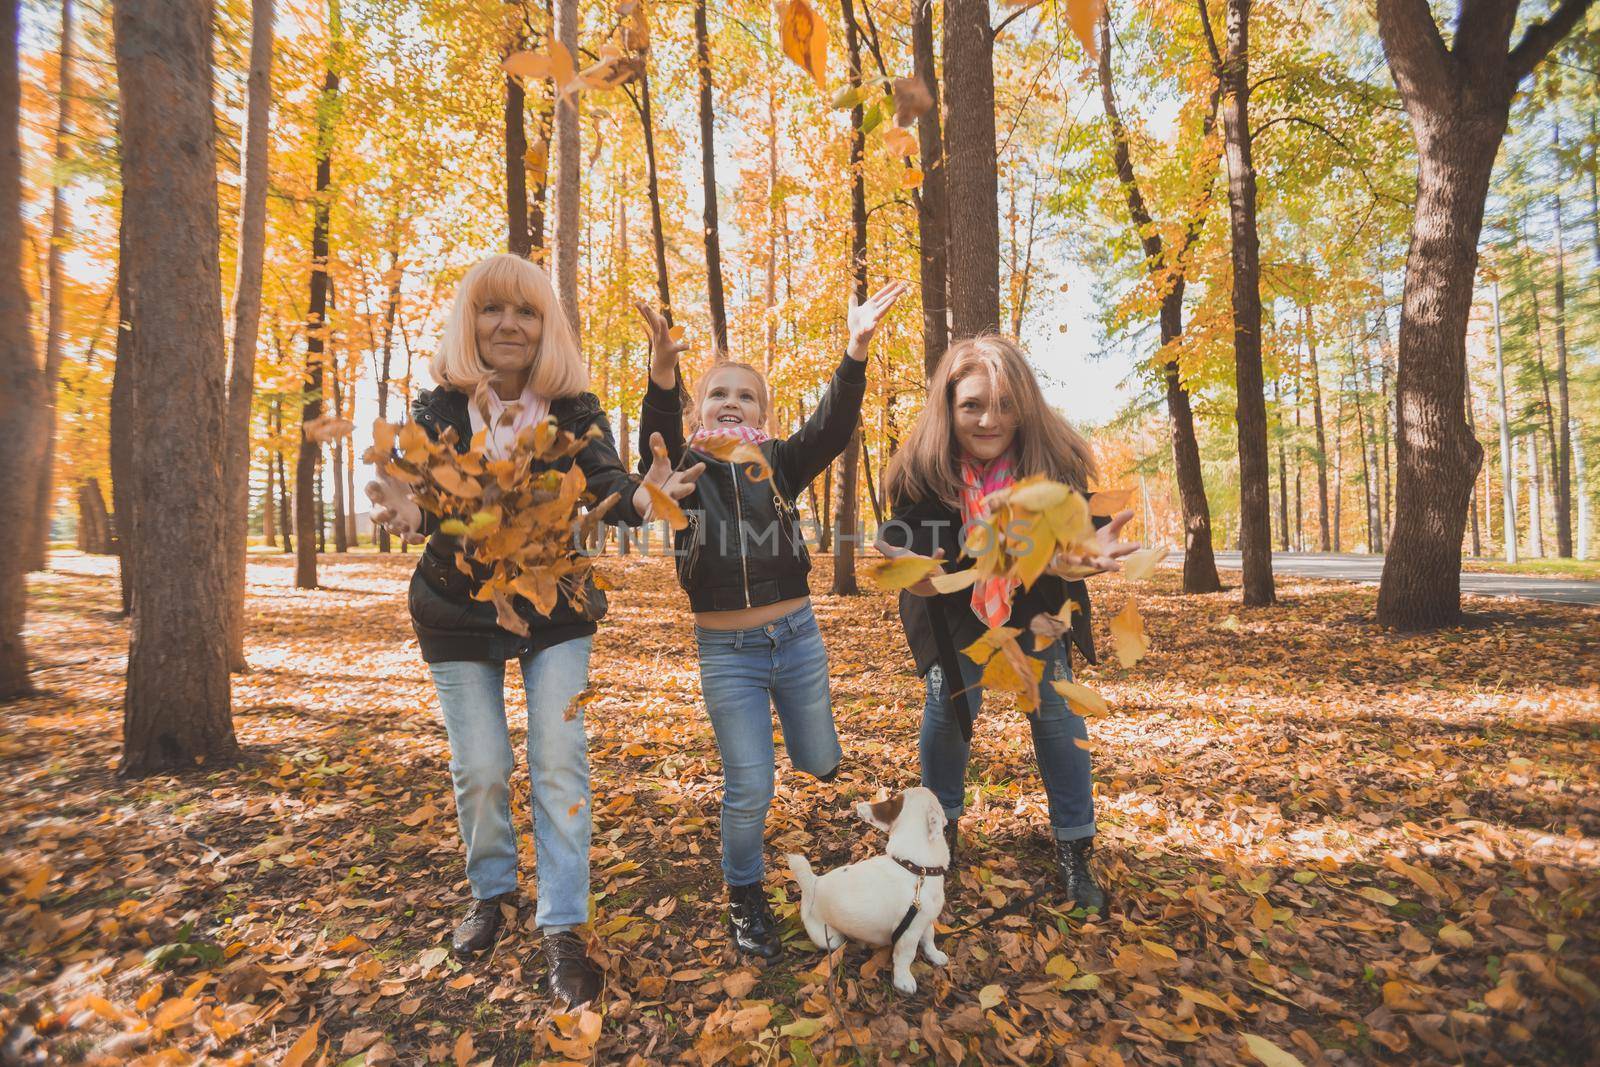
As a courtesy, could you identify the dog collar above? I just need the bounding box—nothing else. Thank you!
[892,856,947,878]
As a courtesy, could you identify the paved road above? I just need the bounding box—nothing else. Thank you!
[1170,551,1600,607]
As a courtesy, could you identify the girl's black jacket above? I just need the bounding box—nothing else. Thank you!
[406,386,645,663]
[638,354,867,612]
[880,493,1101,678]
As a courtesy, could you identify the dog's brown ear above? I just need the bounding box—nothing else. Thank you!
[856,793,904,832]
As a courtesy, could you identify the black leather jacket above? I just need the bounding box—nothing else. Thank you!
[638,354,867,612]
[406,387,645,663]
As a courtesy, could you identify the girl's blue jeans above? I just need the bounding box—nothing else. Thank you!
[920,640,1097,841]
[427,635,593,931]
[695,603,843,886]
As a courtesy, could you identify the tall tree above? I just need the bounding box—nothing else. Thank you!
[505,67,531,256]
[296,3,342,591]
[1549,125,1572,555]
[224,0,274,671]
[376,241,401,552]
[113,0,237,772]
[1303,300,1331,550]
[627,64,672,322]
[0,0,47,699]
[27,0,76,572]
[833,0,868,595]
[1203,0,1274,605]
[1372,0,1592,628]
[1096,6,1223,593]
[694,0,729,355]
[943,0,1000,337]
[551,0,579,337]
[911,0,948,375]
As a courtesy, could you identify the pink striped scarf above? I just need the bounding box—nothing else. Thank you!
[959,454,1015,627]
[689,424,772,447]
[470,380,550,460]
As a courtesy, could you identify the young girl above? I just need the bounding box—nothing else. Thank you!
[366,254,700,1007]
[879,335,1136,911]
[633,282,906,959]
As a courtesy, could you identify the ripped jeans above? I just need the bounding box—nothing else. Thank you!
[695,603,843,885]
[919,640,1096,841]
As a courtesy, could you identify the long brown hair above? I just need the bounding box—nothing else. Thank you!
[885,335,1097,508]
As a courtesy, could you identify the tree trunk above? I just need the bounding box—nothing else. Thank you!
[376,243,400,553]
[275,400,292,554]
[296,34,340,590]
[1096,6,1221,592]
[1275,375,1289,551]
[1217,0,1274,605]
[833,0,867,596]
[113,0,237,772]
[911,0,948,375]
[223,0,273,671]
[1528,435,1544,557]
[111,231,134,613]
[1363,340,1386,551]
[1353,359,1376,550]
[636,67,672,322]
[942,0,1000,337]
[505,69,530,256]
[1370,0,1588,627]
[77,477,112,553]
[694,0,729,355]
[1465,368,1481,556]
[1550,125,1572,555]
[330,365,349,552]
[0,0,47,698]
[551,0,580,339]
[1304,301,1331,550]
[27,0,77,573]
[1332,382,1344,550]
[263,451,276,547]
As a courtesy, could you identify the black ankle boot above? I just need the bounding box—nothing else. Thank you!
[727,881,781,959]
[542,931,601,1009]
[451,893,514,958]
[1053,837,1106,913]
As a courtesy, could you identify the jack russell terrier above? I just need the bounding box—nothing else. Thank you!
[786,786,950,994]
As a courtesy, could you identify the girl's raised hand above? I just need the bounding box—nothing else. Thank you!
[846,280,909,361]
[1050,509,1140,577]
[635,300,688,389]
[633,431,705,519]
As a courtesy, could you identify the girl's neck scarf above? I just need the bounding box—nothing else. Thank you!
[689,423,772,447]
[958,453,1016,627]
[470,380,551,461]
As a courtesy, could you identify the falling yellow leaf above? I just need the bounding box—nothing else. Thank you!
[1122,545,1169,581]
[1052,679,1108,717]
[901,166,925,189]
[692,430,773,481]
[928,567,981,594]
[667,324,685,341]
[1109,598,1150,667]
[778,0,828,88]
[1087,487,1132,514]
[1066,0,1105,60]
[892,75,932,125]
[868,554,943,592]
[644,481,688,530]
[883,125,917,156]
[151,997,197,1030]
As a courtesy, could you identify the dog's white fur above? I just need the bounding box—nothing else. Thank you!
[786,786,950,994]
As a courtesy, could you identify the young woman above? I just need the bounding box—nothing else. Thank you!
[878,335,1137,911]
[632,282,906,959]
[366,254,700,1007]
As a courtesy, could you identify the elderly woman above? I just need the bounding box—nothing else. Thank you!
[368,254,700,1008]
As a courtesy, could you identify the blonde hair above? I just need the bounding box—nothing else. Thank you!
[689,361,771,434]
[430,254,588,397]
[886,335,1097,508]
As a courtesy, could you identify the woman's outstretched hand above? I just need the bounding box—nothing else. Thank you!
[875,541,946,598]
[846,280,909,361]
[364,473,426,545]
[633,431,705,519]
[1050,509,1140,577]
[635,301,688,390]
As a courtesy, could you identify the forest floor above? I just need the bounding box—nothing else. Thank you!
[2,551,1598,1067]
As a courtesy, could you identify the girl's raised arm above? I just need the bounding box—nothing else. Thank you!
[634,301,689,472]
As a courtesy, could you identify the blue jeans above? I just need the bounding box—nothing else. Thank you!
[427,635,593,930]
[695,603,843,886]
[920,641,1096,841]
